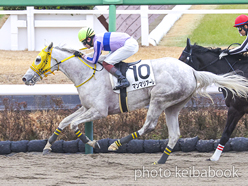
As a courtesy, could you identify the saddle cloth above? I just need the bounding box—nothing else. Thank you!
[110,60,156,113]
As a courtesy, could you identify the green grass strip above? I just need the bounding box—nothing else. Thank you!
[189,4,248,47]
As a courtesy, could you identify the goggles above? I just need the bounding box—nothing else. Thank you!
[237,26,243,32]
[82,39,87,46]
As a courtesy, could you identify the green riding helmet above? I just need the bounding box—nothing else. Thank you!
[78,27,95,42]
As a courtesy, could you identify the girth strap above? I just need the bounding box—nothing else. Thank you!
[115,62,129,113]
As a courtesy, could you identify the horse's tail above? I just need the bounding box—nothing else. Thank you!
[193,70,248,101]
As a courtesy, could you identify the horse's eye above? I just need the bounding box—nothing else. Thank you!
[35,56,41,65]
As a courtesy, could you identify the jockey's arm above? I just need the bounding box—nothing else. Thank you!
[229,36,248,55]
[84,50,109,64]
[83,41,101,64]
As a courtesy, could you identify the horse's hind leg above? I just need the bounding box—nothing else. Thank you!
[155,107,181,164]
[108,100,164,151]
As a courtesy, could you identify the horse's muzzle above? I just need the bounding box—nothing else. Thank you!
[22,75,36,85]
[22,77,27,82]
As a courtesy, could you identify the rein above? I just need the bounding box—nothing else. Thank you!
[198,56,236,73]
[53,55,99,88]
[198,58,219,71]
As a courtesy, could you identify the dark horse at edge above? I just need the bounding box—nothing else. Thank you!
[179,38,248,161]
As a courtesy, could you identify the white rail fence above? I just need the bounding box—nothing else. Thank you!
[1,6,248,51]
[0,7,108,51]
[0,84,220,95]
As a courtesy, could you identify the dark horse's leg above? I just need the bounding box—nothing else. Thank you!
[210,106,244,161]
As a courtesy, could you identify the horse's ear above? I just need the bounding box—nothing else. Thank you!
[187,38,191,49]
[44,42,53,52]
[47,42,53,51]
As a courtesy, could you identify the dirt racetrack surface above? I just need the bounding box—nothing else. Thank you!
[0,151,246,186]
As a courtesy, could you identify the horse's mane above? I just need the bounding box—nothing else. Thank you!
[53,45,98,62]
[192,43,248,59]
[54,46,82,55]
[192,43,222,54]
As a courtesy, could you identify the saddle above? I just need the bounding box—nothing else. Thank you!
[114,60,141,113]
[114,60,141,77]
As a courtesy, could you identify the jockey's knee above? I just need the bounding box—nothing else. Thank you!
[102,61,114,72]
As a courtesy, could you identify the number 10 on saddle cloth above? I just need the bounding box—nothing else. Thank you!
[111,60,156,93]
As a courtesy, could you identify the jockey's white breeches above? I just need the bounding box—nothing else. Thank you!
[104,37,139,65]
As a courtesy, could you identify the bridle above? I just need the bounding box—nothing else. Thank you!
[30,47,103,88]
[182,48,193,65]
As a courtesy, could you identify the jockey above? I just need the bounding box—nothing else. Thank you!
[77,27,139,90]
[219,14,248,59]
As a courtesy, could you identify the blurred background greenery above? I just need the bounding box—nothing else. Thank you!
[189,4,248,47]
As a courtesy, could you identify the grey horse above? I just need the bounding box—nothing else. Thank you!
[22,43,248,164]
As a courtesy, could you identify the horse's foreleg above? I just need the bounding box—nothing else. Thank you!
[210,106,244,161]
[43,106,87,155]
[69,107,106,149]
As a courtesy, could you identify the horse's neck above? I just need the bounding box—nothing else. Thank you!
[195,50,247,74]
[52,50,93,86]
[193,50,220,73]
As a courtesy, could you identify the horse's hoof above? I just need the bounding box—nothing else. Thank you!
[94,141,100,149]
[108,143,118,151]
[153,161,158,165]
[153,161,165,165]
[206,158,211,161]
[43,149,51,155]
[208,157,219,162]
[87,140,101,149]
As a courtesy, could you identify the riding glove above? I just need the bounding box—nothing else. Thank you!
[74,51,83,57]
[219,49,229,59]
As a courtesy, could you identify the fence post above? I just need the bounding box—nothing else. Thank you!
[108,5,116,32]
[140,5,149,46]
[10,15,18,50]
[85,121,93,154]
[27,6,35,51]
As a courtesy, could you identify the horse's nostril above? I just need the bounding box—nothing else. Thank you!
[22,77,26,82]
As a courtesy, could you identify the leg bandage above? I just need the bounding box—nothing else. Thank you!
[48,127,62,144]
[210,144,224,161]
[75,129,89,144]
[156,146,173,164]
[119,132,140,145]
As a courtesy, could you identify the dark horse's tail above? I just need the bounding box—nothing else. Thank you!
[193,70,248,101]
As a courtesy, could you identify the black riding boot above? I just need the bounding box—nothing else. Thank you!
[110,67,130,90]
